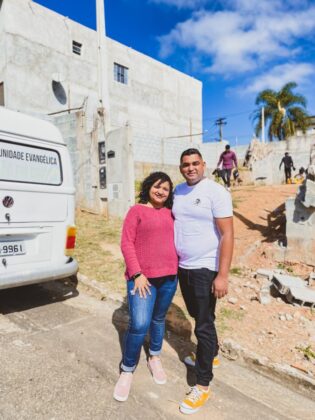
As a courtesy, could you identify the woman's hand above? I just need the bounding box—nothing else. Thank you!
[132,275,151,298]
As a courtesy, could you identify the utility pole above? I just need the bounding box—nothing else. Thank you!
[189,118,192,144]
[96,0,110,121]
[261,106,265,143]
[215,117,227,142]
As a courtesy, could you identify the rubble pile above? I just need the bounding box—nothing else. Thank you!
[243,139,273,169]
[220,267,315,377]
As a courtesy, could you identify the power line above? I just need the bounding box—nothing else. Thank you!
[164,131,207,140]
[203,109,253,122]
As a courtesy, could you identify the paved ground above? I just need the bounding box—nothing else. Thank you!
[0,281,314,420]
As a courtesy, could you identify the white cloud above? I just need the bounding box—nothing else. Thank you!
[151,0,207,9]
[243,63,315,93]
[158,1,315,76]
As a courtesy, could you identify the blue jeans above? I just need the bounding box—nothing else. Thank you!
[121,276,178,372]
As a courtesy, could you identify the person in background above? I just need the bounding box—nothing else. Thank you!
[217,145,238,191]
[294,167,305,184]
[279,152,295,184]
[113,172,178,402]
[173,149,234,415]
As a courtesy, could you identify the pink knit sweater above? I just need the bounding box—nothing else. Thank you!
[121,204,178,279]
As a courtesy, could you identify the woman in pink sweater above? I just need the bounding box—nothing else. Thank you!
[113,172,178,402]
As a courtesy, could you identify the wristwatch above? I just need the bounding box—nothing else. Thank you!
[132,272,142,280]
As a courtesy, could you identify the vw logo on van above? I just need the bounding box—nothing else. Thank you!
[2,196,14,208]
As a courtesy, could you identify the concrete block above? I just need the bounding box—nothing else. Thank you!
[272,274,306,295]
[285,286,315,306]
[258,286,271,304]
[272,273,315,307]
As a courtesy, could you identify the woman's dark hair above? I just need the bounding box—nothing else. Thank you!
[138,172,173,208]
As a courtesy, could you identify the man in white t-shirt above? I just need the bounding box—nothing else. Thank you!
[172,148,234,415]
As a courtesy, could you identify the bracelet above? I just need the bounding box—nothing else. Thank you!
[132,272,142,280]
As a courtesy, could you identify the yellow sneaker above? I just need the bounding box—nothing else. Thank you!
[180,385,210,414]
[184,353,220,368]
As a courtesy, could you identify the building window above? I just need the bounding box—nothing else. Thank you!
[114,63,128,85]
[72,41,82,55]
[98,142,106,164]
[0,82,4,106]
[99,167,106,189]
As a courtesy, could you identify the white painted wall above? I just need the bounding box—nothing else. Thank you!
[0,0,202,214]
[1,0,201,144]
[107,38,202,142]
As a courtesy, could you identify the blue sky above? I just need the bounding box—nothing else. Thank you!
[35,0,315,145]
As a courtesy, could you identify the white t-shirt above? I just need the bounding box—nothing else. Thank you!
[172,178,233,271]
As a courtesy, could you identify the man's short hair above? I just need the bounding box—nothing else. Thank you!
[180,148,203,162]
[225,145,230,150]
[285,152,289,155]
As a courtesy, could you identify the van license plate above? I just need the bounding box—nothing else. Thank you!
[0,241,26,256]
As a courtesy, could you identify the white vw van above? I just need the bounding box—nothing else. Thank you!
[0,108,78,290]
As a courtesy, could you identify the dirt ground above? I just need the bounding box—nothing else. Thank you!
[75,184,315,378]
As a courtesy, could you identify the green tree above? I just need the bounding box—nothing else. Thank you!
[253,82,309,141]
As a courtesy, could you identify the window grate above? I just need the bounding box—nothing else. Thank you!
[114,63,128,85]
[72,41,82,55]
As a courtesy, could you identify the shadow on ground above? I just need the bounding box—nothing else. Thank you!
[0,276,79,315]
[233,203,287,244]
[112,298,197,386]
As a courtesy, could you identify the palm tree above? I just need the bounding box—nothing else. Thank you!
[253,82,309,141]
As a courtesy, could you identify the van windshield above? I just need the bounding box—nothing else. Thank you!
[0,140,62,185]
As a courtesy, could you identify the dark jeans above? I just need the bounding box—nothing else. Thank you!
[284,167,292,183]
[122,276,177,372]
[221,168,232,187]
[178,267,218,387]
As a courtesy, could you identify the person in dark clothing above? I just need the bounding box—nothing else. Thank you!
[279,152,295,184]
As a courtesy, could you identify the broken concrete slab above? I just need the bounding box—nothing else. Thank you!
[272,273,315,307]
[272,274,306,295]
[285,286,315,307]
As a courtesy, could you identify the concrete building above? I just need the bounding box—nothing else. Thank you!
[0,0,202,215]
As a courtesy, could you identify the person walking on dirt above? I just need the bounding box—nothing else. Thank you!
[173,148,234,415]
[217,145,238,191]
[279,152,295,184]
